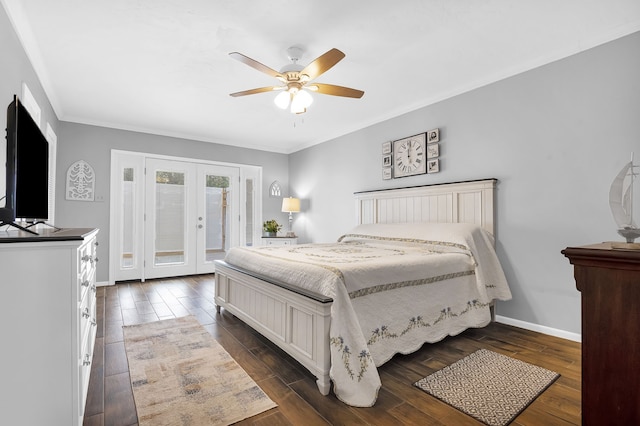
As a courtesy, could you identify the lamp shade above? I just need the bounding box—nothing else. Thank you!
[274,91,291,109]
[281,197,300,213]
[290,90,313,114]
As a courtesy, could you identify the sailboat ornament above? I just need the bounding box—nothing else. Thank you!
[609,153,640,249]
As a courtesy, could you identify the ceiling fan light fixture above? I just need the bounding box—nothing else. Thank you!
[290,90,313,114]
[230,46,364,113]
[274,91,291,109]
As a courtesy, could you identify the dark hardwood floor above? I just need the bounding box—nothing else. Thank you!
[82,275,581,425]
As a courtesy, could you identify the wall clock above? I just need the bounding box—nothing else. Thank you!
[393,133,427,178]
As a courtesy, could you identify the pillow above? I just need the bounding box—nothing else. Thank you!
[340,222,493,246]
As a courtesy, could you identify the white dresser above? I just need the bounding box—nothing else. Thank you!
[0,228,99,426]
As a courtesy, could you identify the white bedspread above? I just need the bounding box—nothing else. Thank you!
[223,223,511,407]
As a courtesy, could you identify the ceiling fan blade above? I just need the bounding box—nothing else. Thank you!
[308,83,364,98]
[229,52,283,79]
[300,48,345,81]
[229,86,282,97]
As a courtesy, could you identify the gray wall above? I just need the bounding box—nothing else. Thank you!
[0,4,59,198]
[56,122,290,282]
[289,31,640,336]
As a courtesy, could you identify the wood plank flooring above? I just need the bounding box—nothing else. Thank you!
[83,275,581,425]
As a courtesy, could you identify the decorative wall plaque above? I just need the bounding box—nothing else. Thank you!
[66,160,95,201]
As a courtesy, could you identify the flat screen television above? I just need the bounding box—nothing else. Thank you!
[1,95,49,232]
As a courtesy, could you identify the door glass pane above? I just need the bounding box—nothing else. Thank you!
[245,178,254,246]
[121,167,135,268]
[155,171,185,265]
[205,174,230,262]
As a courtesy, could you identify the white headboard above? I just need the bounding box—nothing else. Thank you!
[354,179,497,235]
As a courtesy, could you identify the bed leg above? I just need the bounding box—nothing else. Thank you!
[316,375,331,396]
[215,304,221,314]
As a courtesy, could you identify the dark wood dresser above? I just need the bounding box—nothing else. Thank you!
[562,243,640,424]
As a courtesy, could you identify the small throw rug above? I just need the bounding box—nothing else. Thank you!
[414,349,559,426]
[123,316,277,425]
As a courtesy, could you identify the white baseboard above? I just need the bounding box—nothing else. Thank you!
[96,281,110,287]
[495,315,582,343]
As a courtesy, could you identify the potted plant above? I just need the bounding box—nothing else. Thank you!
[262,219,282,237]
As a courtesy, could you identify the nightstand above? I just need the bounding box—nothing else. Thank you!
[262,236,298,246]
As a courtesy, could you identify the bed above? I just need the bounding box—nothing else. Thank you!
[214,179,512,407]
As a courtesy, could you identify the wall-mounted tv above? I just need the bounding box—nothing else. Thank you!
[0,95,49,233]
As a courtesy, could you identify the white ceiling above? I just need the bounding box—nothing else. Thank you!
[3,1,640,154]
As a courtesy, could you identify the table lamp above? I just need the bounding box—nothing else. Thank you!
[281,197,300,237]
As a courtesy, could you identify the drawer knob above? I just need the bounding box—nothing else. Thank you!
[81,280,90,287]
[83,354,91,366]
[91,319,97,326]
[82,307,90,318]
[81,255,91,262]
[91,284,96,292]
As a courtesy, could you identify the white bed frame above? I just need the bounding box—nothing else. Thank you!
[214,179,497,395]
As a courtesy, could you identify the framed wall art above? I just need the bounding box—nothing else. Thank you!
[382,141,391,154]
[382,168,392,180]
[427,143,439,159]
[427,128,439,143]
[427,159,440,174]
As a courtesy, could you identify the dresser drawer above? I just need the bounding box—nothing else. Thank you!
[77,238,97,301]
[79,290,96,353]
[78,264,95,303]
[78,320,97,419]
[263,237,297,246]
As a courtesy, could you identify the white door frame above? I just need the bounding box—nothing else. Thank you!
[109,150,262,285]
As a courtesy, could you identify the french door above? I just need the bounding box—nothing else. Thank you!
[110,150,262,284]
[143,158,239,279]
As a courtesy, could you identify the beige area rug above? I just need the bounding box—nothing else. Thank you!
[414,349,559,426]
[123,316,277,425]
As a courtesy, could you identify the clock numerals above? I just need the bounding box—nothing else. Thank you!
[392,133,428,178]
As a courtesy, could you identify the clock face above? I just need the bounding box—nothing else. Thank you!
[393,133,427,178]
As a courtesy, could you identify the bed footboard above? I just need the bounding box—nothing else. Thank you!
[214,260,333,395]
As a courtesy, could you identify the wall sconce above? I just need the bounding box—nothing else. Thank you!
[281,197,300,237]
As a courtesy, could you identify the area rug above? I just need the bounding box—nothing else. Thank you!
[414,349,559,426]
[123,316,277,425]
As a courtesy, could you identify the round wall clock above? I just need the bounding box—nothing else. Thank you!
[393,133,427,178]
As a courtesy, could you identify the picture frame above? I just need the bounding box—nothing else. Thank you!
[427,143,439,159]
[382,141,392,154]
[382,154,392,167]
[427,158,440,174]
[427,128,439,143]
[382,168,392,180]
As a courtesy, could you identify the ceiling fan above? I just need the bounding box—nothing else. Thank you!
[229,46,364,114]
